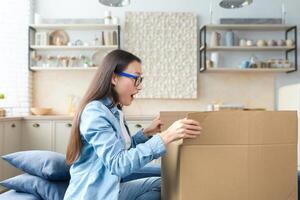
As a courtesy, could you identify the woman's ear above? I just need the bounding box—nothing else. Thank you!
[111,73,118,86]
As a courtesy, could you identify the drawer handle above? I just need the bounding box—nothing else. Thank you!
[135,124,142,128]
[11,123,16,128]
[66,123,72,127]
[32,123,40,128]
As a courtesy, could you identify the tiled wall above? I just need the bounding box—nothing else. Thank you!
[0,0,33,116]
[33,71,276,115]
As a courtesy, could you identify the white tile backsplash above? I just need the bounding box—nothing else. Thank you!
[0,0,32,116]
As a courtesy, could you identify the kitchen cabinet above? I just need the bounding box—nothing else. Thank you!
[0,119,22,192]
[126,120,152,136]
[2,121,22,180]
[53,121,72,154]
[22,120,52,151]
[0,122,3,190]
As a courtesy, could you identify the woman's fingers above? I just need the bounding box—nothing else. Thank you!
[184,129,201,135]
[182,123,202,131]
[182,118,200,126]
[178,133,198,139]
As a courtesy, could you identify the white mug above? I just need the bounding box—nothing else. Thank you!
[246,40,254,46]
[286,39,294,47]
[239,39,247,47]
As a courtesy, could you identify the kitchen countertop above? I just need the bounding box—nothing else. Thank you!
[0,116,23,122]
[0,115,156,121]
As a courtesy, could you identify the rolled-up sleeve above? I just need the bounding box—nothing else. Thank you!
[80,102,166,178]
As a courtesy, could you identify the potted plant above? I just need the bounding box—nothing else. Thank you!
[0,93,5,99]
[0,93,5,117]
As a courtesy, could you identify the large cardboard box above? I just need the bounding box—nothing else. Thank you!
[160,111,298,200]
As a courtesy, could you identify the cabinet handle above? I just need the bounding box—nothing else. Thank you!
[66,123,72,127]
[32,123,40,128]
[11,123,16,128]
[135,124,142,128]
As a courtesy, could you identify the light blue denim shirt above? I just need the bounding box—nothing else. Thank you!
[63,97,166,200]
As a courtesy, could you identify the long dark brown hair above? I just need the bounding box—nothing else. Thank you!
[66,49,141,165]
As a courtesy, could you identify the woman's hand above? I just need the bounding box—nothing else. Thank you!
[158,118,202,145]
[143,116,164,138]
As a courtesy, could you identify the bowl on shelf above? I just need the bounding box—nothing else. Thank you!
[30,107,52,115]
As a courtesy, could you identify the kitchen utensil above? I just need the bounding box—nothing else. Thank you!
[206,60,213,68]
[0,108,5,117]
[277,39,286,46]
[49,30,69,46]
[104,31,114,45]
[239,39,247,47]
[67,95,80,116]
[257,40,266,47]
[225,30,234,46]
[249,55,258,68]
[74,39,83,46]
[30,107,52,115]
[246,40,254,46]
[210,32,221,47]
[267,40,276,46]
[286,39,294,47]
[35,32,49,46]
[240,60,250,68]
[69,56,78,67]
[92,51,107,66]
[211,52,219,67]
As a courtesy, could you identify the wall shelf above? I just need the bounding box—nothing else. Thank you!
[205,67,296,73]
[202,46,296,51]
[30,67,98,71]
[199,24,298,73]
[30,45,118,50]
[28,24,121,72]
[29,24,118,30]
[205,24,295,31]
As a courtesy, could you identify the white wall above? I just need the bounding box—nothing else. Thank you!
[0,0,33,116]
[33,0,300,115]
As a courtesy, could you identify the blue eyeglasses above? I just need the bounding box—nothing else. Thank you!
[115,72,143,87]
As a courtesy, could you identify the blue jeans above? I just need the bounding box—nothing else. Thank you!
[119,163,161,200]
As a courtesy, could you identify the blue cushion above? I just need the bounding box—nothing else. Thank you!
[2,151,70,181]
[0,173,69,200]
[0,190,41,200]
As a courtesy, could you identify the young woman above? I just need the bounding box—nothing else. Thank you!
[63,49,202,200]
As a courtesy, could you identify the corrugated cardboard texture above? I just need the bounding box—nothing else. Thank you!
[161,111,298,200]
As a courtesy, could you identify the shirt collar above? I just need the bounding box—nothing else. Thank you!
[100,96,119,117]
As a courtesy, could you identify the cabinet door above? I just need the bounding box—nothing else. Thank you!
[0,123,4,191]
[2,121,22,180]
[22,120,52,151]
[54,121,72,154]
[126,121,152,136]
